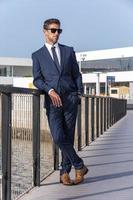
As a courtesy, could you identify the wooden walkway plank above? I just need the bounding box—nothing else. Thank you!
[21,111,133,200]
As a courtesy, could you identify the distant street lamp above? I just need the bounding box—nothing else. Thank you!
[79,53,87,72]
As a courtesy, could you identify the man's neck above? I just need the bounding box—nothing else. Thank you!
[45,42,58,47]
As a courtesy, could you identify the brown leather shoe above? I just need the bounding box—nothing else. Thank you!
[74,165,88,185]
[60,172,74,185]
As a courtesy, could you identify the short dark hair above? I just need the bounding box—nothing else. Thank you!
[43,18,61,29]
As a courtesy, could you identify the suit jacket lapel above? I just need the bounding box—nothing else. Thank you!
[59,44,65,72]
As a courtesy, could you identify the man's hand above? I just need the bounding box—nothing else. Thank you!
[48,90,62,107]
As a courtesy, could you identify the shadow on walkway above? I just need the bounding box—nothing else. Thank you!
[21,111,133,200]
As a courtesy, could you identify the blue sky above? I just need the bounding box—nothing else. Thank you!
[1,0,133,58]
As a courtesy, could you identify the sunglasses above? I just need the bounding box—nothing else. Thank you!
[46,28,62,34]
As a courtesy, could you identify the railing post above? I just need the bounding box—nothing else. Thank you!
[85,96,89,146]
[91,97,95,141]
[125,99,127,115]
[33,94,40,186]
[107,97,110,129]
[53,143,59,170]
[104,97,107,131]
[100,97,103,135]
[96,97,99,138]
[110,98,112,126]
[114,99,117,123]
[2,93,12,200]
[77,103,82,151]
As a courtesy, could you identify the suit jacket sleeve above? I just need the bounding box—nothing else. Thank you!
[71,49,84,95]
[32,53,51,93]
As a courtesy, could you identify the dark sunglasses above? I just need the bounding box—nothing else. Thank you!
[46,28,62,34]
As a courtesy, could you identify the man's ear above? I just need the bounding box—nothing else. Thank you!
[43,29,47,37]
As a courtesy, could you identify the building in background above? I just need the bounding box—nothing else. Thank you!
[1,46,133,101]
[77,46,133,101]
[0,57,33,87]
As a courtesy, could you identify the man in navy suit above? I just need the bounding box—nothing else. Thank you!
[32,18,88,185]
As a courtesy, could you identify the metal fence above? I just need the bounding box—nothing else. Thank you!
[0,94,2,200]
[0,86,127,200]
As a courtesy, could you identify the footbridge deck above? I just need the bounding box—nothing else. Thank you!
[21,111,133,200]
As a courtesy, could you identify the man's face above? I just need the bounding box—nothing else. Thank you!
[44,23,61,45]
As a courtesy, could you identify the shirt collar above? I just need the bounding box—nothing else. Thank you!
[45,42,59,49]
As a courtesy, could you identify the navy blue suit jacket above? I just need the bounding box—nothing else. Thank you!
[32,44,83,108]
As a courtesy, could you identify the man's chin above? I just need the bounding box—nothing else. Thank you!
[53,38,58,43]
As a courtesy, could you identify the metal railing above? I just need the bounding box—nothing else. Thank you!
[0,86,127,200]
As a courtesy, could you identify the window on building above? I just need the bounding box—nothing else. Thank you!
[0,66,12,76]
[111,89,118,94]
[0,67,6,76]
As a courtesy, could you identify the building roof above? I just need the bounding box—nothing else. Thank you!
[0,57,32,67]
[76,46,133,61]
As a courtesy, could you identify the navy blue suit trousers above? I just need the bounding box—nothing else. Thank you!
[46,93,83,175]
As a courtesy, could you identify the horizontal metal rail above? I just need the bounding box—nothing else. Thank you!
[0,86,127,200]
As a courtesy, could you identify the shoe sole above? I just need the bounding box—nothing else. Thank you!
[60,180,74,186]
[60,178,74,186]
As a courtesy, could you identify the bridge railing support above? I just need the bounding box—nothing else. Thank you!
[0,86,127,200]
[77,95,127,151]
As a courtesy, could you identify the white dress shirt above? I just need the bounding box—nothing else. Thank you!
[45,42,61,65]
[45,42,61,94]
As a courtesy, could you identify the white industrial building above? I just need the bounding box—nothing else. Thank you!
[76,46,133,100]
[0,57,32,87]
[0,46,133,101]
